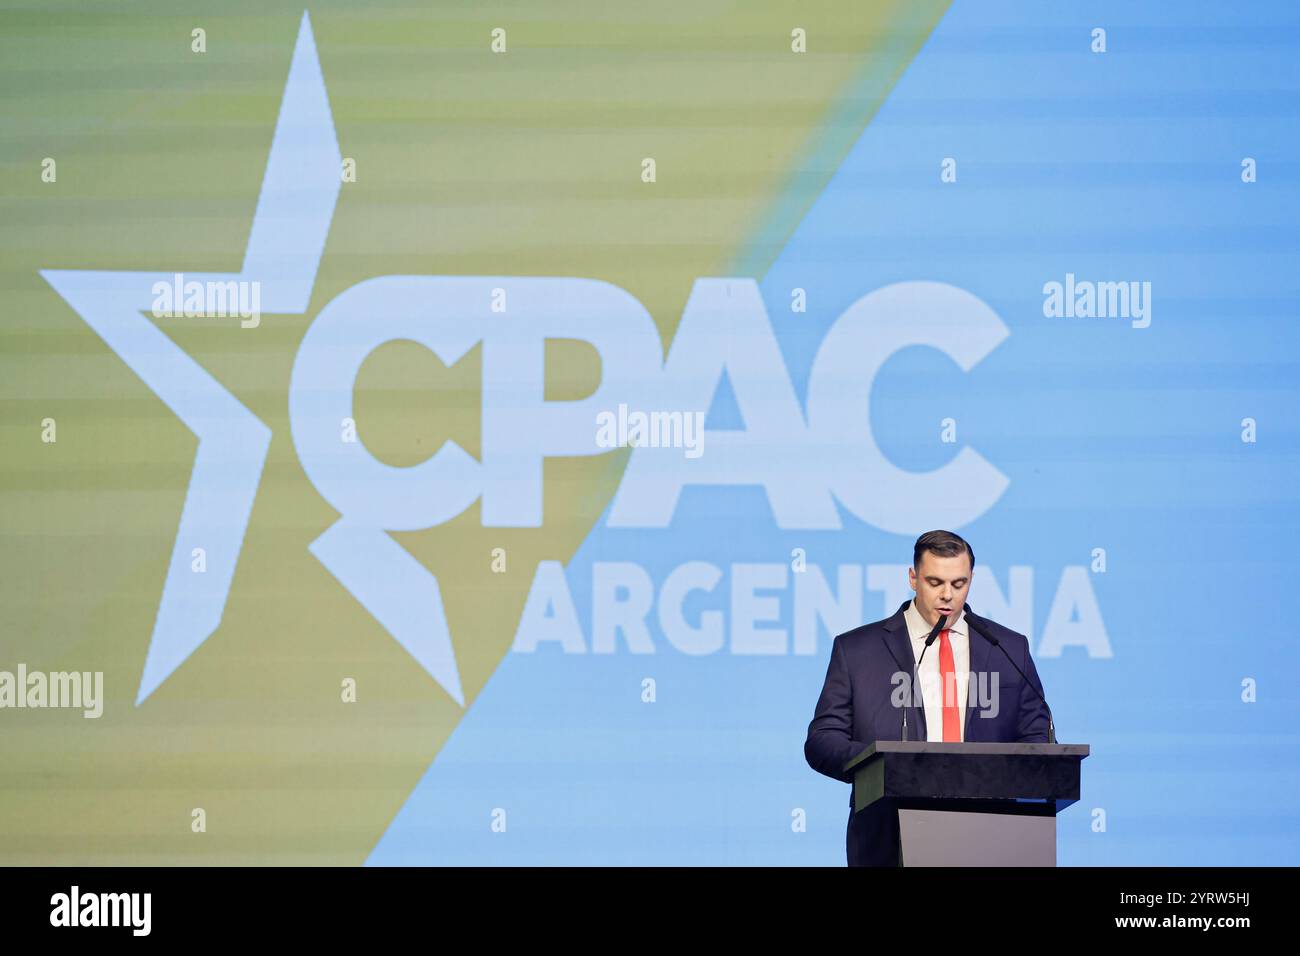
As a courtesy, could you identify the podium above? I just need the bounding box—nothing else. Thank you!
[844,741,1089,866]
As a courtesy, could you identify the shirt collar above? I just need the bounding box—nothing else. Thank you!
[904,599,966,642]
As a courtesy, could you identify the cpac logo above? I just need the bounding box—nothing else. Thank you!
[41,13,1009,708]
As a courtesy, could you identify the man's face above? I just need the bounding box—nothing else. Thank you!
[908,551,972,628]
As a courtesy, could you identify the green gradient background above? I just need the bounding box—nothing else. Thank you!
[0,0,946,863]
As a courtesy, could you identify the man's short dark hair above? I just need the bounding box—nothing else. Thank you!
[913,530,974,572]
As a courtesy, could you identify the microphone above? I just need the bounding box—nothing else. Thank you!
[915,613,948,670]
[962,604,1057,744]
[882,609,947,741]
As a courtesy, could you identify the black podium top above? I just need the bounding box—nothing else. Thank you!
[844,741,1090,815]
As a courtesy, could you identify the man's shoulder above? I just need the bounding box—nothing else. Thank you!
[832,615,899,647]
[973,616,1031,653]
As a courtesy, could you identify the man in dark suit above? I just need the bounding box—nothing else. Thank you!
[803,530,1052,866]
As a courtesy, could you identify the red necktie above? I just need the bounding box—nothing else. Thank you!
[938,628,960,742]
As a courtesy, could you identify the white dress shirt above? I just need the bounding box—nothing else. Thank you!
[904,599,970,742]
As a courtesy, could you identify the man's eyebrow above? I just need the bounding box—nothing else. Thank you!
[925,576,969,584]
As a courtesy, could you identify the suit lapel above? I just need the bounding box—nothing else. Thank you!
[882,601,925,740]
[963,619,992,740]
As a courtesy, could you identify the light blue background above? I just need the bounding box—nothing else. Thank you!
[370,0,1300,865]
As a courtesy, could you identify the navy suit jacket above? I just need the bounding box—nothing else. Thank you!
[803,600,1052,866]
